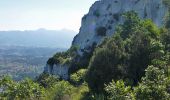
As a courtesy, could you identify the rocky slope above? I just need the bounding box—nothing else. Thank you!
[45,0,169,79]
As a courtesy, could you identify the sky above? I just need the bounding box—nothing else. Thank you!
[0,0,97,32]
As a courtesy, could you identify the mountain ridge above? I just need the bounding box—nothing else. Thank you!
[0,29,76,48]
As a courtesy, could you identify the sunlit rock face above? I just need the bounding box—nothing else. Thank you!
[72,0,168,55]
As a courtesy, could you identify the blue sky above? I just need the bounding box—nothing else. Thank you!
[0,0,96,32]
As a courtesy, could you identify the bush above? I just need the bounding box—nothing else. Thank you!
[134,66,170,100]
[0,76,45,99]
[44,80,74,100]
[47,45,78,66]
[70,83,90,100]
[36,73,59,88]
[104,66,170,100]
[86,39,125,92]
[105,80,134,100]
[69,43,96,74]
[70,69,87,85]
[96,27,107,36]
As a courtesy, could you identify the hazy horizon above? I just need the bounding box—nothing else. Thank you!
[0,29,76,48]
[0,0,96,32]
[0,28,77,32]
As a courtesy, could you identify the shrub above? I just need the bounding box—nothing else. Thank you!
[36,73,59,88]
[70,69,87,85]
[69,43,96,74]
[105,80,134,100]
[47,45,78,66]
[134,66,170,100]
[44,80,74,100]
[86,38,125,92]
[96,27,107,36]
[0,76,45,99]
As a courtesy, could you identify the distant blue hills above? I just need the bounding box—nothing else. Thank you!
[0,29,77,48]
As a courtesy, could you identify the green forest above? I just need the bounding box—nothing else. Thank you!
[1,8,170,100]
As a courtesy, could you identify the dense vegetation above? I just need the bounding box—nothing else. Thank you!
[0,10,170,100]
[86,11,168,92]
[0,74,90,100]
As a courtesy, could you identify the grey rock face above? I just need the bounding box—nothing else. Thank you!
[44,64,69,80]
[72,0,168,55]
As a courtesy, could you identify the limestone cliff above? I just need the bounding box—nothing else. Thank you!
[73,0,168,55]
[44,64,69,80]
[45,0,169,79]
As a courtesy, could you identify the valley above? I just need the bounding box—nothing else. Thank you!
[0,45,66,80]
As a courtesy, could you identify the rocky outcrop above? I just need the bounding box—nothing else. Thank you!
[45,0,169,79]
[44,64,69,80]
[73,0,168,55]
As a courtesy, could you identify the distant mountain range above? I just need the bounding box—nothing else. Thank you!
[0,29,77,48]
